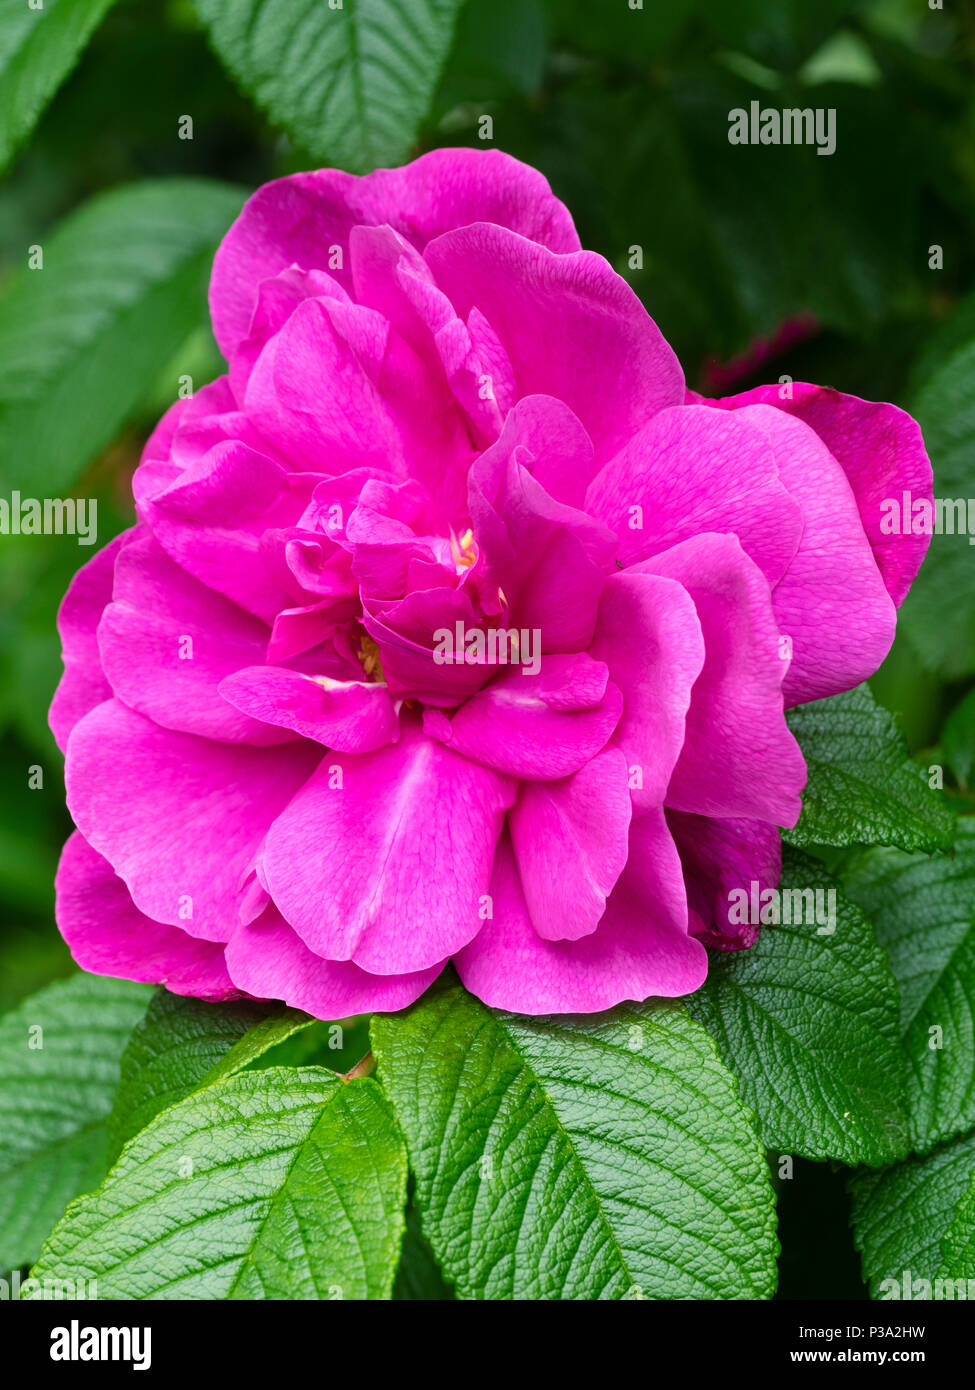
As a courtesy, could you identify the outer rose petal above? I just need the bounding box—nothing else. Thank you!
[509,747,632,941]
[142,440,301,620]
[731,402,896,704]
[667,810,782,951]
[711,383,933,607]
[263,721,515,974]
[50,528,132,752]
[455,815,707,1013]
[635,534,806,826]
[66,700,321,942]
[211,148,581,359]
[98,533,290,744]
[56,832,237,999]
[585,404,802,584]
[425,224,684,461]
[225,905,442,1018]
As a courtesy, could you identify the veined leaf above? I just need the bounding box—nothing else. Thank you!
[843,819,975,1153]
[0,178,244,495]
[939,1172,975,1281]
[688,850,909,1166]
[0,0,119,174]
[108,989,313,1161]
[0,973,151,1269]
[785,684,953,852]
[850,1128,975,1297]
[372,976,777,1300]
[194,0,465,171]
[30,1068,407,1300]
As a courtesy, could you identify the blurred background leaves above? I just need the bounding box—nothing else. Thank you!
[1,0,975,1294]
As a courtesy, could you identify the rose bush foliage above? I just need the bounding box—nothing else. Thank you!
[51,149,931,1016]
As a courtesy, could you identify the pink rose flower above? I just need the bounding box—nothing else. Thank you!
[51,149,932,1016]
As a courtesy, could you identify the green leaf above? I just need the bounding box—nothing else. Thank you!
[0,178,244,495]
[939,1172,975,1281]
[784,684,954,852]
[29,1068,408,1300]
[0,974,151,1269]
[372,976,777,1300]
[900,336,975,679]
[849,1128,975,1297]
[688,850,909,1166]
[0,0,119,174]
[843,819,975,1153]
[108,990,313,1162]
[194,0,465,172]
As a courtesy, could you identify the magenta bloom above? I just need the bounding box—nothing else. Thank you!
[52,150,931,1016]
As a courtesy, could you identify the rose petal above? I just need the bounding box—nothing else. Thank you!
[56,832,237,999]
[263,721,514,973]
[455,814,707,1013]
[66,699,321,942]
[509,747,632,941]
[225,904,441,1019]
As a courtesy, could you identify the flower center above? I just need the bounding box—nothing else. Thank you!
[357,633,386,683]
[451,527,478,571]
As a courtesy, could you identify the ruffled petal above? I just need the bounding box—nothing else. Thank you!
[729,402,896,704]
[211,147,580,359]
[591,569,705,809]
[509,747,632,941]
[263,721,514,973]
[220,666,399,752]
[635,534,806,826]
[468,398,616,651]
[225,904,441,1018]
[50,528,132,752]
[422,653,621,780]
[98,533,288,744]
[455,816,707,1013]
[586,404,802,584]
[56,832,237,999]
[425,224,684,462]
[711,383,932,606]
[66,700,321,942]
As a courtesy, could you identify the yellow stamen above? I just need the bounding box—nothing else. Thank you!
[451,527,478,570]
[357,634,386,683]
